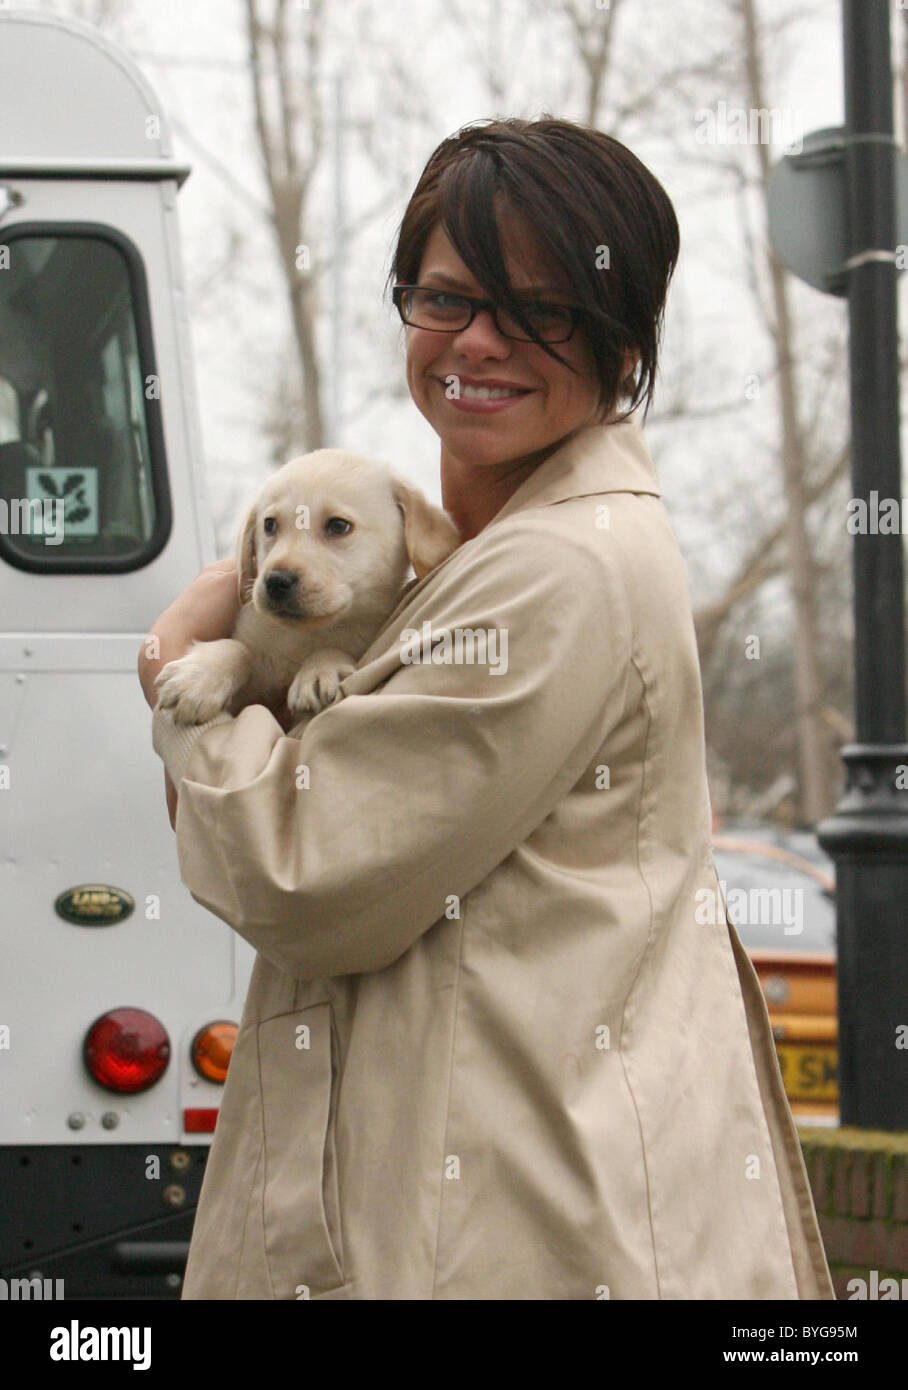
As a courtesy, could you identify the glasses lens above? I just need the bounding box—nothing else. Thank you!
[497,302,575,342]
[401,287,471,329]
[396,287,577,342]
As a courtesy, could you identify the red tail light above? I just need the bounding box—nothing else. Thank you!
[83,1008,170,1093]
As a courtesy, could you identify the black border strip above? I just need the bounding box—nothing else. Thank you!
[0,160,191,185]
[0,221,173,574]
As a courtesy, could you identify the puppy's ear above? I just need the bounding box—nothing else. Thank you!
[390,476,462,581]
[235,502,258,605]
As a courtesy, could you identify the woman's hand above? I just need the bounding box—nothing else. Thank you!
[139,559,242,829]
[138,558,241,709]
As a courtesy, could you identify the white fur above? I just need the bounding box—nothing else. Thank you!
[154,449,461,725]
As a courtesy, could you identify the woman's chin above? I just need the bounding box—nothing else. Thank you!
[435,419,544,466]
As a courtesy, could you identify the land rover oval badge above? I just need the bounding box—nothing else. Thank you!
[55,884,134,926]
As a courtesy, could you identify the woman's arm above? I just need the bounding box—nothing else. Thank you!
[151,518,634,981]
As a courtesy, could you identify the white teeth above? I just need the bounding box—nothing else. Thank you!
[460,384,525,400]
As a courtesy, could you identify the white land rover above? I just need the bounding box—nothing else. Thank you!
[0,10,255,1299]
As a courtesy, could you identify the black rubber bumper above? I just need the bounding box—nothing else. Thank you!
[0,1144,210,1299]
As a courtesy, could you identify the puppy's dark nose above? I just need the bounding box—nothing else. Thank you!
[264,569,299,601]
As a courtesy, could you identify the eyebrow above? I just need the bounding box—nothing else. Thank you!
[420,271,565,295]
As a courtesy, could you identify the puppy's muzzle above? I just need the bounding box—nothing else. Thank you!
[263,568,302,615]
[265,568,298,600]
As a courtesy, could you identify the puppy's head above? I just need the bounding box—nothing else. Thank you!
[235,450,462,627]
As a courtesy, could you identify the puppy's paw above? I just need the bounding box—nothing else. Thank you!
[287,652,357,717]
[154,652,236,725]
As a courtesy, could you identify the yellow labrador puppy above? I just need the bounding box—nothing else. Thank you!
[154,449,461,725]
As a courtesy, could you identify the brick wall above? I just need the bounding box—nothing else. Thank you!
[799,1125,908,1299]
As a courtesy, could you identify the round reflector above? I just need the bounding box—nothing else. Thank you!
[83,1008,170,1093]
[191,1021,238,1083]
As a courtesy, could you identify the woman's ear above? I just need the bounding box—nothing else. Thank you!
[619,347,640,392]
[390,476,462,581]
[235,503,258,604]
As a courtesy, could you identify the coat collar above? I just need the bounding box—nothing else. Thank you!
[388,419,660,619]
[346,420,660,674]
[481,417,660,530]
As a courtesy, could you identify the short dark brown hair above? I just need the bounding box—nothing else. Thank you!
[387,116,680,423]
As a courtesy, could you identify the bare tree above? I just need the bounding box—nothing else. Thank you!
[244,0,326,451]
[734,0,831,822]
[547,0,628,127]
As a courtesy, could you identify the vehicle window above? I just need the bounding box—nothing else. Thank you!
[0,376,19,443]
[712,853,836,953]
[0,230,167,568]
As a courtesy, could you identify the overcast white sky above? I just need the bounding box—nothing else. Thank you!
[12,0,890,605]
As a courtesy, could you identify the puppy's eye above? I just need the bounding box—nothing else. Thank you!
[325,517,352,536]
[263,517,277,535]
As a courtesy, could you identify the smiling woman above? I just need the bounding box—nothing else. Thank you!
[145,115,835,1302]
[386,118,679,539]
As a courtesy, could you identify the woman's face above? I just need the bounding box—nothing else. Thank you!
[403,217,624,470]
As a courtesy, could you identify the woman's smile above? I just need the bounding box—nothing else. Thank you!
[432,374,537,412]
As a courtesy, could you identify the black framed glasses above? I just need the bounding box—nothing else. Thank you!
[392,284,584,344]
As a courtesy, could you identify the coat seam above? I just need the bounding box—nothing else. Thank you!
[201,796,274,1300]
[604,507,662,1298]
[614,657,663,1299]
[429,899,468,1301]
[255,1020,278,1301]
[235,1137,266,1299]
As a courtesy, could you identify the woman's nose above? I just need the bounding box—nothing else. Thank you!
[451,307,512,357]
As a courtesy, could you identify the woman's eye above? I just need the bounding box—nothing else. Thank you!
[325,517,352,536]
[420,290,468,317]
[263,517,277,535]
[523,301,569,328]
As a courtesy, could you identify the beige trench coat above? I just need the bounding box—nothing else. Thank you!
[152,419,835,1300]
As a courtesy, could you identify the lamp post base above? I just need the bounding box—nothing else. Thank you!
[817,744,908,1130]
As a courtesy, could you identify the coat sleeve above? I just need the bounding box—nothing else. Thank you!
[153,517,634,979]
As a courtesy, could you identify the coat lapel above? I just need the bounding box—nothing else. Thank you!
[379,419,660,632]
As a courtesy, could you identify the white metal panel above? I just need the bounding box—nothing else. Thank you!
[0,11,176,162]
[0,659,255,1143]
[0,634,148,672]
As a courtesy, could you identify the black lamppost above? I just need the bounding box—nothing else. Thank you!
[816,0,908,1128]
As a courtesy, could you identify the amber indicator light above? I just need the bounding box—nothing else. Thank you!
[191,1021,238,1084]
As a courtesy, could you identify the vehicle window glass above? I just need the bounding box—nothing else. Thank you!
[0,377,19,443]
[0,232,165,566]
[713,853,836,953]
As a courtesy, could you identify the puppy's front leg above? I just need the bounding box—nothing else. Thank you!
[287,647,357,717]
[154,638,253,724]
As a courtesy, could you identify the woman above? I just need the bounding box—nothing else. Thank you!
[139,117,834,1300]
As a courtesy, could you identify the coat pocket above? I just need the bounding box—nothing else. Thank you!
[257,1002,346,1299]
